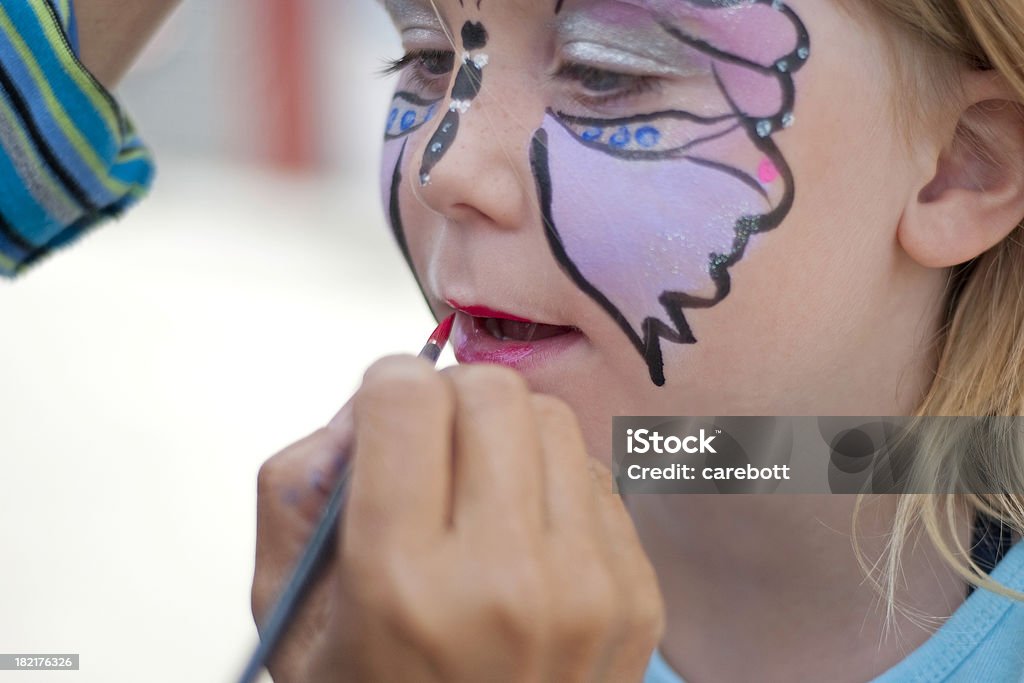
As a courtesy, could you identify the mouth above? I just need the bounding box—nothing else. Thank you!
[447,300,585,369]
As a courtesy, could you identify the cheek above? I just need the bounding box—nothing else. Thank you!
[539,114,785,342]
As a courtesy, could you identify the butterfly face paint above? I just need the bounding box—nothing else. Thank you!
[531,0,810,386]
[381,11,490,272]
[382,90,440,268]
[419,21,490,185]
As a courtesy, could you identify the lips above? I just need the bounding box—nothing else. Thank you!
[452,304,532,323]
[446,300,584,370]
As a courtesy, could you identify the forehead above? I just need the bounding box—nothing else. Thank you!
[380,0,567,21]
[380,0,792,29]
[381,0,804,70]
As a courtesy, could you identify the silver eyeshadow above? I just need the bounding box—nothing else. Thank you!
[383,0,444,32]
[556,10,710,78]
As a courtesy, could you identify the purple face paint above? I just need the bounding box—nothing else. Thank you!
[378,0,809,386]
[531,0,809,386]
[539,114,776,322]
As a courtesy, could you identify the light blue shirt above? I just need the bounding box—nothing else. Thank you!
[645,541,1024,682]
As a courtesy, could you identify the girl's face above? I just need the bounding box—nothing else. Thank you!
[379,0,944,463]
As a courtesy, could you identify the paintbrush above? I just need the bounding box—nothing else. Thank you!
[237,314,456,683]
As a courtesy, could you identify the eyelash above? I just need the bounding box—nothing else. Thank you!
[380,49,454,92]
[381,49,663,107]
[551,62,662,107]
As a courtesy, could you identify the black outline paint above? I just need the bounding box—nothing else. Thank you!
[462,21,488,50]
[531,0,810,386]
[548,114,746,166]
[383,92,442,307]
[388,140,415,270]
[418,20,489,185]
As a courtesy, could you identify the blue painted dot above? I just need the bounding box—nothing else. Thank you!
[400,110,417,131]
[425,103,438,122]
[609,126,631,149]
[581,127,604,142]
[635,126,661,148]
[387,108,399,132]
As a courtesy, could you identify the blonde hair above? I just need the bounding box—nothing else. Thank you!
[836,0,1024,614]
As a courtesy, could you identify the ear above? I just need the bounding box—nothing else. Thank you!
[899,71,1024,269]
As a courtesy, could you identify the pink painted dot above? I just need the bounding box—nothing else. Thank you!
[758,158,779,184]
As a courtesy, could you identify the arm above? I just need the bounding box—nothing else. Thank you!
[73,0,181,88]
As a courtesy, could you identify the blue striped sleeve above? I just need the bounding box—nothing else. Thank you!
[0,0,154,277]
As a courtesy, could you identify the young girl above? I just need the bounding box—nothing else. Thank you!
[252,0,1024,680]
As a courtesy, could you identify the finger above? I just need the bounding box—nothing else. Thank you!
[320,397,356,482]
[531,394,598,535]
[585,459,665,682]
[254,427,351,571]
[346,355,455,546]
[447,365,546,536]
[326,395,354,440]
[253,428,349,667]
[586,459,652,580]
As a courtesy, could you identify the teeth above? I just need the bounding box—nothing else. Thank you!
[480,317,574,342]
[483,317,504,339]
[502,319,540,341]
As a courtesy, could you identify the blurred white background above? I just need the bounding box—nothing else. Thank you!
[0,1,443,680]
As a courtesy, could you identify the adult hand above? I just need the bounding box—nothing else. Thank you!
[252,356,664,682]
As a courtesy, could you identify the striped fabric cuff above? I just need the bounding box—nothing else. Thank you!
[0,0,155,277]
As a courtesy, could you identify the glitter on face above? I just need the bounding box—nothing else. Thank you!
[531,0,811,386]
[418,21,490,186]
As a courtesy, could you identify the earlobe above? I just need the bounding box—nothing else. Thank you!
[899,74,1024,269]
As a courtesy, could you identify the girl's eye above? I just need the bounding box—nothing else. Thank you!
[417,50,456,76]
[553,62,661,107]
[557,63,629,92]
[381,49,456,92]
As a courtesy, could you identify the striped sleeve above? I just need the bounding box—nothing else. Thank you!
[0,0,155,277]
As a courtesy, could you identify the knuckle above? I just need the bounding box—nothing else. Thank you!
[255,430,331,501]
[587,458,616,492]
[344,553,437,647]
[476,565,546,651]
[256,429,340,523]
[552,566,617,644]
[256,454,286,501]
[627,575,667,644]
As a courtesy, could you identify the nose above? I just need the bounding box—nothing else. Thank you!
[410,64,537,231]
